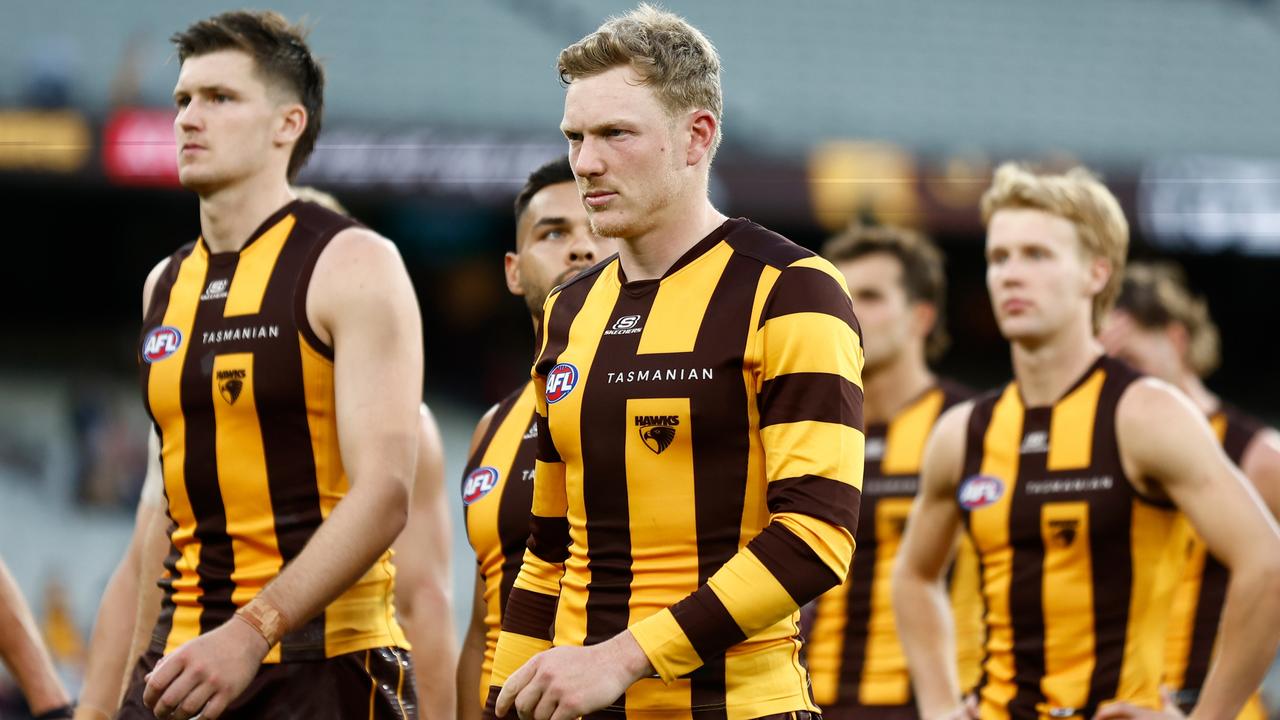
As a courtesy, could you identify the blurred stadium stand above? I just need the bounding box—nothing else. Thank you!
[0,1,1277,715]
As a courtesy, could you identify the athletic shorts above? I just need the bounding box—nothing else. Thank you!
[116,646,417,719]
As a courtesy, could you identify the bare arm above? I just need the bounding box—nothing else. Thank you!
[457,573,488,720]
[1240,428,1280,521]
[0,556,71,716]
[76,432,164,719]
[457,404,499,719]
[893,403,971,720]
[392,405,456,720]
[1116,380,1280,720]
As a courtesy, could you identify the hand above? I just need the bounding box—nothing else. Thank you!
[142,616,271,720]
[1093,697,1186,720]
[494,631,652,720]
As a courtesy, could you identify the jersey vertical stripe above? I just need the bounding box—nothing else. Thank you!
[140,200,407,661]
[805,381,980,715]
[462,381,538,703]
[960,356,1179,720]
[487,219,866,718]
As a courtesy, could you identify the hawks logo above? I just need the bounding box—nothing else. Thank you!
[217,368,246,405]
[142,326,182,363]
[545,363,579,404]
[957,475,1004,510]
[1048,519,1080,548]
[462,466,500,505]
[635,414,679,454]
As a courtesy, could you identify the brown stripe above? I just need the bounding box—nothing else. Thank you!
[534,264,605,377]
[669,587,747,665]
[960,389,1000,697]
[749,523,843,606]
[1182,555,1228,691]
[535,411,560,463]
[836,493,880,704]
[482,685,501,716]
[497,405,539,618]
[767,475,862,532]
[291,202,358,360]
[178,256,238,636]
[500,587,558,641]
[526,515,570,564]
[724,221,812,269]
[254,216,332,659]
[580,289,656,647]
[758,372,864,429]
[1083,362,1137,712]
[758,265,859,333]
[1221,406,1264,464]
[689,250,762,714]
[1006,408,1050,720]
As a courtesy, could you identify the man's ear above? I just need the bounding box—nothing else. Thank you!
[504,251,525,297]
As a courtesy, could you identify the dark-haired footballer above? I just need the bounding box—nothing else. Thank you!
[120,11,424,720]
[455,156,617,719]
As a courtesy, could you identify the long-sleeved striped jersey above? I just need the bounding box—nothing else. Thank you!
[486,218,866,718]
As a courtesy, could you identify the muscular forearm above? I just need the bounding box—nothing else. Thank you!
[255,479,409,633]
[0,572,70,714]
[1190,560,1280,720]
[400,585,457,720]
[78,555,139,713]
[893,569,962,719]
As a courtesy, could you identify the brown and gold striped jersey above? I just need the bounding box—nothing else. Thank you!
[1163,404,1268,716]
[487,218,866,718]
[462,380,538,704]
[139,200,407,662]
[958,355,1179,720]
[805,381,984,715]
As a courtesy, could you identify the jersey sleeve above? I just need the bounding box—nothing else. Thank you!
[484,296,570,709]
[628,256,866,682]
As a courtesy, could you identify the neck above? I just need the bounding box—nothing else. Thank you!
[198,173,295,253]
[863,348,935,426]
[1010,318,1103,407]
[1175,369,1219,416]
[616,191,726,282]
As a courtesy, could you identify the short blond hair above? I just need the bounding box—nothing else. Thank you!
[1115,262,1221,378]
[558,3,723,157]
[981,163,1129,333]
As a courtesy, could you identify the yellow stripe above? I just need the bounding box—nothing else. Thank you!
[789,255,854,295]
[1161,515,1201,689]
[637,241,733,355]
[551,264,622,648]
[625,678,692,718]
[775,513,855,578]
[211,353,284,663]
[973,384,1023,720]
[859,496,914,705]
[1116,501,1178,706]
[625,398,700,627]
[223,214,295,317]
[881,388,944,475]
[725,635,821,717]
[760,313,863,385]
[628,607,699,683]
[150,246,209,653]
[712,548,795,635]
[740,265,781,563]
[807,579,849,705]
[1210,412,1228,443]
[1039,501,1094,710]
[1046,369,1105,471]
[760,421,864,490]
[490,631,553,685]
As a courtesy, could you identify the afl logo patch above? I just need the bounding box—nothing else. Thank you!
[462,466,500,505]
[142,326,182,363]
[545,363,579,404]
[958,475,1005,510]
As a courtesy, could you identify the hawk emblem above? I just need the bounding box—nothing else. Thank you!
[640,425,676,454]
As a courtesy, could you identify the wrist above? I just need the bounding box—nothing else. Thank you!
[234,595,288,651]
[610,630,655,682]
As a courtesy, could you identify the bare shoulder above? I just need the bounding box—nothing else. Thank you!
[920,399,974,495]
[307,227,418,344]
[142,256,173,317]
[1242,427,1280,486]
[313,226,407,286]
[418,403,444,463]
[1115,376,1205,450]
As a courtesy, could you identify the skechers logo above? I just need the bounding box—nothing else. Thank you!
[635,415,679,454]
[201,278,229,302]
[604,314,644,336]
[142,326,182,363]
[217,368,246,405]
[1020,431,1049,454]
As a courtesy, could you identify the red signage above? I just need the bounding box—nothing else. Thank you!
[102,108,179,187]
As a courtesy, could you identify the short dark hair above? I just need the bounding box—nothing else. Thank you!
[822,224,950,361]
[1114,262,1220,378]
[172,10,324,181]
[514,156,576,227]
